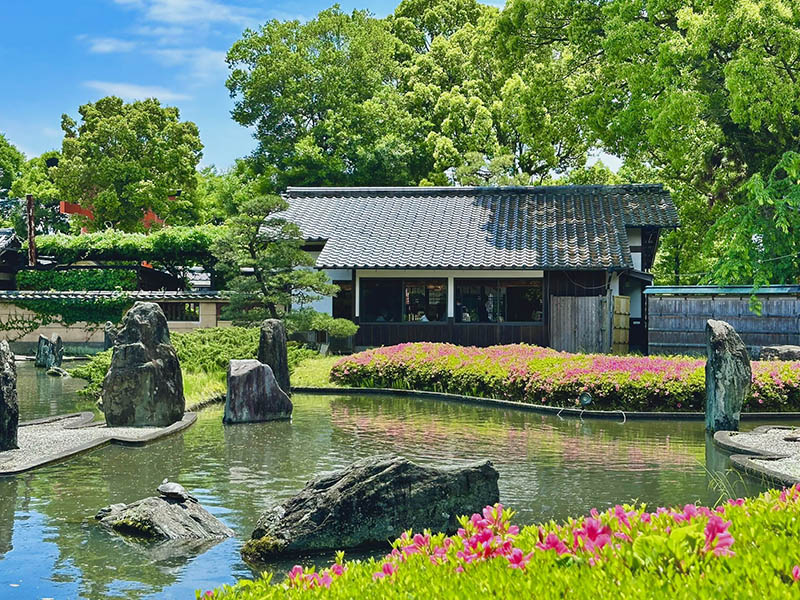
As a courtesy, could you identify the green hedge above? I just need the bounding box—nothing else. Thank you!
[16,268,138,291]
[71,326,317,398]
[330,343,800,412]
[35,226,220,267]
[203,486,800,598]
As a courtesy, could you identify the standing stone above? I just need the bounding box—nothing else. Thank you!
[34,334,63,369]
[0,341,19,451]
[257,319,290,395]
[706,319,751,433]
[102,302,185,427]
[224,359,293,424]
[104,321,119,351]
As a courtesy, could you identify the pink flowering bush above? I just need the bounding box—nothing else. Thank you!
[203,485,800,599]
[328,342,800,412]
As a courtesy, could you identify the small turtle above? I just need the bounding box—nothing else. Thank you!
[157,478,196,503]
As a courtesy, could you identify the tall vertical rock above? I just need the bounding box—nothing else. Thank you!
[102,302,185,427]
[0,341,19,451]
[257,319,291,395]
[224,359,293,424]
[706,319,751,432]
[34,334,63,369]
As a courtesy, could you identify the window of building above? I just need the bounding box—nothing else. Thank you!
[403,280,447,322]
[332,280,354,319]
[454,279,542,323]
[360,279,402,322]
[359,278,447,322]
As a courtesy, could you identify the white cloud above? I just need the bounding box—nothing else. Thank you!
[116,0,256,26]
[148,47,227,82]
[84,80,191,101]
[85,36,137,53]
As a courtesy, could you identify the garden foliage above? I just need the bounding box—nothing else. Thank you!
[16,268,138,291]
[203,485,800,598]
[71,326,317,399]
[330,343,800,412]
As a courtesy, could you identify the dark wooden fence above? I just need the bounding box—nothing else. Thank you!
[648,294,800,356]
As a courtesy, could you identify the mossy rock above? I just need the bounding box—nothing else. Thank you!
[241,535,288,561]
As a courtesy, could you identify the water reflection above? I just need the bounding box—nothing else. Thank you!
[15,360,91,421]
[0,374,790,599]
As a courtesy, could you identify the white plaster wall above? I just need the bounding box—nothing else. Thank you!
[295,268,352,315]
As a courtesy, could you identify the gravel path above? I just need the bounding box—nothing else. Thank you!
[728,427,800,457]
[725,427,800,483]
[0,413,194,474]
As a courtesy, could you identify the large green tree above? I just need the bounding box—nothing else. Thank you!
[0,133,25,199]
[53,96,203,232]
[8,151,70,237]
[499,0,800,284]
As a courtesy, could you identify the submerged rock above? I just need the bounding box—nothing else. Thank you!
[242,454,500,561]
[46,367,69,377]
[224,359,293,424]
[96,495,233,542]
[0,341,18,451]
[761,345,800,361]
[34,334,63,369]
[706,319,751,433]
[257,319,291,395]
[102,302,185,427]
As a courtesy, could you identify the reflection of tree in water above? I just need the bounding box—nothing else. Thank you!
[325,395,761,522]
[0,478,17,557]
[15,361,93,420]
[16,434,199,599]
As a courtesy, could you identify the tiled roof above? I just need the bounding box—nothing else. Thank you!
[281,185,678,270]
[0,290,225,301]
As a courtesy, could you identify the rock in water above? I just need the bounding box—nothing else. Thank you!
[224,360,293,424]
[257,319,290,395]
[706,319,751,433]
[761,345,800,361]
[0,341,18,451]
[46,367,69,378]
[34,334,63,369]
[242,455,500,560]
[96,496,234,541]
[102,302,185,427]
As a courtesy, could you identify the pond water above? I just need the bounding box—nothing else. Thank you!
[0,361,787,599]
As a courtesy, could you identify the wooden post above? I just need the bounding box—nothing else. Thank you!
[26,194,36,267]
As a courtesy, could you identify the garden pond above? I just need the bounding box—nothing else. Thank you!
[0,361,787,599]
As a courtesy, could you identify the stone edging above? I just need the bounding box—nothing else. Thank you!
[713,426,800,487]
[186,394,225,413]
[291,386,800,421]
[0,412,197,476]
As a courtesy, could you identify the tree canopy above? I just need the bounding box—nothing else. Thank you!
[0,133,25,199]
[53,96,204,232]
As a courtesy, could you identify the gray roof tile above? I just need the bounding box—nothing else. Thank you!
[281,185,678,270]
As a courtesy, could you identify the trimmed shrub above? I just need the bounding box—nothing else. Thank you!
[329,343,800,412]
[16,268,138,291]
[202,485,800,598]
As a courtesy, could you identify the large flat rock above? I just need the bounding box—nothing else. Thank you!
[242,454,499,560]
[97,496,234,541]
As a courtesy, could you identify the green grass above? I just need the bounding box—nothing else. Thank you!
[291,356,342,388]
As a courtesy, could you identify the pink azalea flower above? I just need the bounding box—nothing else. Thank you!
[793,565,800,582]
[507,548,534,569]
[703,515,735,557]
[536,533,571,555]
[373,561,397,580]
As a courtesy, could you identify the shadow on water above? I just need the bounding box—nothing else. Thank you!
[0,363,791,598]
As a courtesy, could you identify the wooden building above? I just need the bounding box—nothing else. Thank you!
[281,185,678,352]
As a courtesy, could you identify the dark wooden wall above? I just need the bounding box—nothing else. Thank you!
[649,295,800,356]
[354,270,608,348]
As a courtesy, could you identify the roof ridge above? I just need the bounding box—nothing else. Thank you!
[285,184,665,196]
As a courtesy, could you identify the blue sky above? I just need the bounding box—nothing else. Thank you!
[0,0,399,169]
